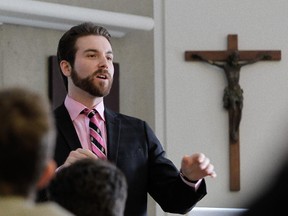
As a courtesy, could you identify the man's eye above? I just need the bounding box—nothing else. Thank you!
[88,54,96,58]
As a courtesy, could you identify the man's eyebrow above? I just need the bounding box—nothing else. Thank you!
[84,49,113,55]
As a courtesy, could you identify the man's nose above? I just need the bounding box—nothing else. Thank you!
[98,57,108,69]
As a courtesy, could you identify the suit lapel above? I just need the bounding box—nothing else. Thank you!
[105,108,121,163]
[54,104,82,150]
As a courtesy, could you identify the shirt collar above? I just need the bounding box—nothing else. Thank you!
[64,95,105,122]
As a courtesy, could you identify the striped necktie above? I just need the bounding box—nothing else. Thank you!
[82,108,106,159]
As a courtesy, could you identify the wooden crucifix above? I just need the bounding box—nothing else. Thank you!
[185,34,281,191]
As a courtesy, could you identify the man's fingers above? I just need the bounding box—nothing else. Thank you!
[65,148,98,167]
[76,148,98,159]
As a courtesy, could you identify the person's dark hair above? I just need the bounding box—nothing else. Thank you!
[0,87,55,196]
[48,158,127,216]
[57,22,111,67]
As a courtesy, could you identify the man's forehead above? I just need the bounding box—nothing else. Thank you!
[75,35,112,52]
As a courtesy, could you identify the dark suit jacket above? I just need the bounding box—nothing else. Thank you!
[53,104,207,216]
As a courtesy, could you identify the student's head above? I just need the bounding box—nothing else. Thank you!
[0,87,56,197]
[48,158,127,216]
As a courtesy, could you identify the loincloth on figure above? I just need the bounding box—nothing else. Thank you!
[223,86,243,110]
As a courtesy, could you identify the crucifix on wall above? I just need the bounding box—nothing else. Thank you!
[185,34,281,191]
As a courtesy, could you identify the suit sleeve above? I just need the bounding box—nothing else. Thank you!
[144,122,207,214]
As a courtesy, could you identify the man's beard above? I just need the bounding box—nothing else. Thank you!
[71,68,113,97]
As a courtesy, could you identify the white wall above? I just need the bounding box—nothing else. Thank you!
[154,0,288,215]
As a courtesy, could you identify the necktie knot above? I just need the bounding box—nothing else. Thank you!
[81,108,97,119]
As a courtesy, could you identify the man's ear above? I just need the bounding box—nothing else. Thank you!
[36,160,57,189]
[60,60,72,77]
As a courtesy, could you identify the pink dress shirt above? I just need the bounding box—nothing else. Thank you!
[64,95,107,153]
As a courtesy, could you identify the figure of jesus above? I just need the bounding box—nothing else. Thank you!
[192,51,271,142]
